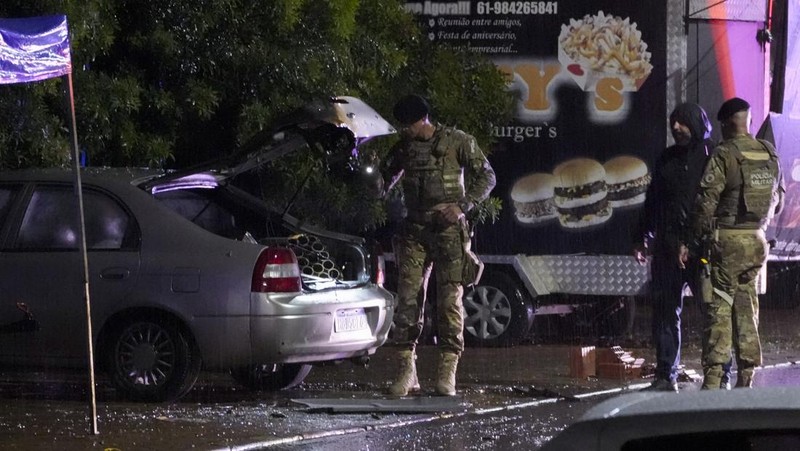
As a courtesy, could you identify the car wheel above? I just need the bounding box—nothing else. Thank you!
[106,318,200,402]
[230,363,312,391]
[463,271,534,347]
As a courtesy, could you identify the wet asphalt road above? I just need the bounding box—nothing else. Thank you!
[1,302,799,450]
[282,363,800,451]
[0,345,652,450]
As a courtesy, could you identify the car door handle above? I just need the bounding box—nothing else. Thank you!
[100,267,131,280]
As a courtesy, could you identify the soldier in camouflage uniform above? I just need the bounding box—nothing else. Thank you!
[686,98,784,389]
[378,94,496,396]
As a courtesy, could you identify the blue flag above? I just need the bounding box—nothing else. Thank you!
[0,15,71,84]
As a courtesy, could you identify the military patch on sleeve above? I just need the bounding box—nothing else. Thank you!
[703,173,716,184]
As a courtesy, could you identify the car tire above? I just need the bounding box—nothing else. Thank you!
[229,363,312,391]
[463,271,534,347]
[106,317,200,402]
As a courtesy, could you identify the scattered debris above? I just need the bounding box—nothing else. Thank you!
[640,362,656,378]
[568,345,645,380]
[292,396,466,413]
[512,386,581,401]
[568,346,597,378]
[596,346,645,380]
[677,366,702,382]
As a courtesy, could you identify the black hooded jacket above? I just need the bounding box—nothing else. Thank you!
[635,103,713,253]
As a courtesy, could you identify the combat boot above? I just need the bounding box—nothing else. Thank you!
[387,350,419,396]
[736,367,755,388]
[701,365,724,390]
[435,352,459,396]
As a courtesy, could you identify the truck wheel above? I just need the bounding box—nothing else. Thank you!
[106,317,201,402]
[463,271,534,347]
[230,363,312,391]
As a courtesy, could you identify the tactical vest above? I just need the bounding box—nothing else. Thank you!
[400,126,466,213]
[716,137,779,228]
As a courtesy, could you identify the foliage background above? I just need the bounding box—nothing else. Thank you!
[0,0,513,234]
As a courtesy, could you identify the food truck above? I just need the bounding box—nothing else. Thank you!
[400,0,795,346]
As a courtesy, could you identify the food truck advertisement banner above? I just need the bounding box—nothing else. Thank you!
[406,1,667,255]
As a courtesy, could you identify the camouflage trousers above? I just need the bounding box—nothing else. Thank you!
[391,219,467,355]
[700,228,768,389]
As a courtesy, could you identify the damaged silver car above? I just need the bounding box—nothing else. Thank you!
[0,96,396,402]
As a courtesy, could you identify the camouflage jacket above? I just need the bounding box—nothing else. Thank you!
[384,124,496,215]
[689,134,784,240]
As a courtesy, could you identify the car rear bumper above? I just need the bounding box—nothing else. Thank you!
[248,287,395,363]
[250,303,394,363]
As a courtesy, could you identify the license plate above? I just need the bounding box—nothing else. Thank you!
[334,308,369,333]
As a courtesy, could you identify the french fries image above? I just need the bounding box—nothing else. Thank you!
[558,10,653,91]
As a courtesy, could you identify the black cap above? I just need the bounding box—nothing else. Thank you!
[717,97,750,121]
[393,94,429,126]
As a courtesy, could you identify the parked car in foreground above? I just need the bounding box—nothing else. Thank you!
[0,96,396,402]
[542,387,800,450]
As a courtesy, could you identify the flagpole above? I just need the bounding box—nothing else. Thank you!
[0,14,98,435]
[64,72,99,436]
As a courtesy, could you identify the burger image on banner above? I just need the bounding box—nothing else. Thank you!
[603,155,651,207]
[511,172,557,225]
[553,158,612,229]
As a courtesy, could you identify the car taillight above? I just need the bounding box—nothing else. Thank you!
[252,247,302,293]
[370,242,385,287]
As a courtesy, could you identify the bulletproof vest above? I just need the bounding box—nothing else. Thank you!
[400,127,466,212]
[716,137,779,227]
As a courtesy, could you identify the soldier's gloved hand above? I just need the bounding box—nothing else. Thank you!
[433,203,464,225]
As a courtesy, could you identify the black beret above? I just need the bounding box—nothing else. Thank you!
[393,94,429,125]
[717,97,750,121]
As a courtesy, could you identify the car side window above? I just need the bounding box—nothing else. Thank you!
[156,190,242,238]
[0,186,16,226]
[16,186,134,250]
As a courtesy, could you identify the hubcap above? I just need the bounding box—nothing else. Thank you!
[464,285,512,340]
[117,323,176,386]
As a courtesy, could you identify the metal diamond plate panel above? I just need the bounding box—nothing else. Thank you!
[688,0,766,22]
[518,255,650,296]
[667,0,688,119]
